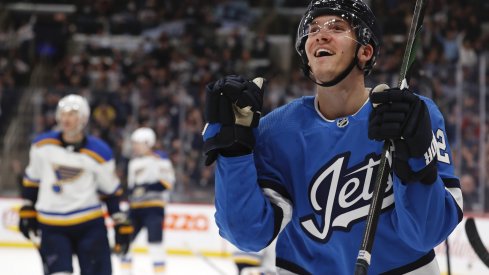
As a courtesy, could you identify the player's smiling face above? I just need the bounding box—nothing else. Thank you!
[304,15,358,83]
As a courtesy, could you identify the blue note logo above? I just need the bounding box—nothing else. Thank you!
[52,165,83,193]
[299,152,394,243]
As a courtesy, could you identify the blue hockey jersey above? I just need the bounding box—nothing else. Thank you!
[214,95,462,274]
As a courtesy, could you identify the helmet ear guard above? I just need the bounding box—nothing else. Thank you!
[357,26,377,72]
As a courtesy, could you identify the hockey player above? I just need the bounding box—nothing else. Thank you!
[202,0,463,274]
[232,239,277,275]
[18,94,133,275]
[119,127,175,275]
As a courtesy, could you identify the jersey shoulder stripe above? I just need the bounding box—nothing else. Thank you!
[153,150,169,159]
[33,131,62,147]
[82,136,113,163]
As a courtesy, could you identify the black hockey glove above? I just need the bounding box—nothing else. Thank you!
[369,85,438,185]
[131,182,169,198]
[202,75,265,166]
[18,204,39,241]
[112,212,134,256]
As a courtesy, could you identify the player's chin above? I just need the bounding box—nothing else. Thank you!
[311,64,333,76]
[312,70,335,83]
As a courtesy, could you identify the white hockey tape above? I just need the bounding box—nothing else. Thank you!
[371,83,390,108]
[358,250,372,265]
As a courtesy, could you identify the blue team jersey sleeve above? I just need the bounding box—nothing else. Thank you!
[215,154,277,251]
[214,99,305,252]
[389,96,463,251]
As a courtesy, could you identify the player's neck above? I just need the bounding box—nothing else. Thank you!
[62,131,84,144]
[315,79,368,120]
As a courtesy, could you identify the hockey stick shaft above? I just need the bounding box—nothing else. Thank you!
[465,217,489,268]
[354,1,427,274]
[183,241,228,275]
[37,245,49,275]
[398,0,426,86]
[28,232,49,274]
[354,142,390,275]
[446,238,452,275]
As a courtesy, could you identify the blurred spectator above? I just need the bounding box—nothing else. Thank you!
[434,23,462,64]
[34,13,72,63]
[461,174,480,212]
[458,37,478,77]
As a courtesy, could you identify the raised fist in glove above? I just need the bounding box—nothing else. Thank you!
[369,85,438,184]
[202,75,265,165]
[112,212,134,256]
[18,204,39,241]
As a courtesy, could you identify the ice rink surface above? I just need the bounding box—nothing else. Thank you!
[0,248,237,275]
[2,246,489,275]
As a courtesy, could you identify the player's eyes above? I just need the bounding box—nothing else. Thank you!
[330,23,348,32]
[306,20,351,36]
[308,25,321,34]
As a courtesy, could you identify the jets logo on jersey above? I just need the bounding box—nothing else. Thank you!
[299,152,394,243]
[52,165,83,193]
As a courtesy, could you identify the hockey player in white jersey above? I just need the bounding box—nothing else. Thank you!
[119,127,175,275]
[18,94,133,275]
[202,0,463,274]
[233,238,277,275]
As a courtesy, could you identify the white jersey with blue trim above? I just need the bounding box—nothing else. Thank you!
[127,150,175,207]
[24,131,120,226]
[214,94,463,274]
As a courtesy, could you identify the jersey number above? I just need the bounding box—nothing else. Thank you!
[436,129,450,164]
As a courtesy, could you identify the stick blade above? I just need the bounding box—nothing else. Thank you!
[465,217,489,267]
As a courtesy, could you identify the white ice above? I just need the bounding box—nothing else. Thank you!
[0,248,238,275]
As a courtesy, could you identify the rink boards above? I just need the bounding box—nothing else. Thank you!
[1,197,489,274]
[0,197,236,257]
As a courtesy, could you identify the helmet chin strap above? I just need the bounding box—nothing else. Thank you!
[63,129,84,140]
[305,44,363,87]
[60,123,86,141]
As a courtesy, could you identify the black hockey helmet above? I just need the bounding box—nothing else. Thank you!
[295,0,382,77]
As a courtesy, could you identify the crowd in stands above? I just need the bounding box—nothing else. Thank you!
[0,6,31,133]
[1,0,488,207]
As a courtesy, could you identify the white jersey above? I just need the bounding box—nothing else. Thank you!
[127,150,175,208]
[23,131,120,226]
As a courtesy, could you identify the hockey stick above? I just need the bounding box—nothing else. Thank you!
[465,217,489,268]
[445,238,452,275]
[36,245,49,275]
[28,232,49,274]
[183,241,228,275]
[354,1,427,274]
